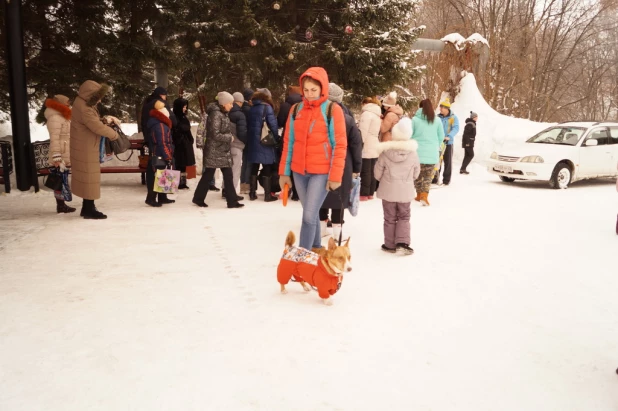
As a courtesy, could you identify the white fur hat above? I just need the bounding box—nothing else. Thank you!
[391,117,412,141]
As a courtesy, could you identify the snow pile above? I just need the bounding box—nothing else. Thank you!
[441,33,490,51]
[446,73,552,164]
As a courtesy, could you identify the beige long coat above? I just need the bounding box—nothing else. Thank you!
[44,99,72,166]
[70,81,118,200]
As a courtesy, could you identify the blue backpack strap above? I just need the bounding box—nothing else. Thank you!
[320,101,336,152]
[284,102,303,176]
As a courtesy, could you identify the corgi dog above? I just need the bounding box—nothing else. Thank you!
[277,231,352,305]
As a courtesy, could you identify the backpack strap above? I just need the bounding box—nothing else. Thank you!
[292,103,303,120]
[320,101,336,152]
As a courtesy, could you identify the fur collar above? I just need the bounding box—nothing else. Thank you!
[375,139,418,155]
[149,109,172,128]
[86,83,110,107]
[45,99,71,120]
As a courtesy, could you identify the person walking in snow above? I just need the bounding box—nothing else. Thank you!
[319,83,363,241]
[145,100,175,207]
[222,92,248,199]
[43,95,76,213]
[460,111,478,175]
[277,85,303,201]
[359,96,382,200]
[379,92,404,143]
[279,67,348,250]
[411,99,445,206]
[70,80,120,219]
[239,88,254,194]
[374,117,420,254]
[172,98,196,190]
[192,92,244,209]
[433,98,459,186]
[247,88,280,202]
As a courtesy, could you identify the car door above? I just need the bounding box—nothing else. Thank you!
[578,127,610,178]
[607,127,618,176]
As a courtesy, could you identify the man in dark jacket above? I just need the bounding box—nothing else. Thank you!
[460,111,478,174]
[223,92,248,199]
[277,86,303,201]
[319,83,363,241]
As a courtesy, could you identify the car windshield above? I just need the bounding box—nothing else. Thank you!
[526,127,586,146]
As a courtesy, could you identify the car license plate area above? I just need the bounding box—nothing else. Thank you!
[494,164,513,173]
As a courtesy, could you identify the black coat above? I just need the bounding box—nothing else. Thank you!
[141,91,177,142]
[241,101,252,119]
[228,104,248,145]
[172,98,196,168]
[277,93,303,134]
[321,103,363,209]
[462,118,477,148]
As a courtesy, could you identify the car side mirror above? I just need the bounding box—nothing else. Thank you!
[585,139,598,147]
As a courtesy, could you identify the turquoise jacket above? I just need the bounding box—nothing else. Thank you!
[411,109,445,165]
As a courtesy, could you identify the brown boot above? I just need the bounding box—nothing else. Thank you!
[414,192,421,202]
[420,192,430,207]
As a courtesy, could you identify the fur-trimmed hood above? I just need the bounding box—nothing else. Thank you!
[375,139,418,157]
[149,109,172,128]
[251,91,274,107]
[78,80,110,107]
[44,98,71,120]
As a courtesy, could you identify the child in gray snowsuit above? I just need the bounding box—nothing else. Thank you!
[374,117,421,254]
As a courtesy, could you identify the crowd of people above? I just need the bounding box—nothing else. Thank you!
[40,67,480,250]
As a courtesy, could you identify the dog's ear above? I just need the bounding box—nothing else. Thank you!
[345,237,350,247]
[328,237,337,250]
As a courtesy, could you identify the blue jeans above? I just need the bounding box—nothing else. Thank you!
[293,172,329,249]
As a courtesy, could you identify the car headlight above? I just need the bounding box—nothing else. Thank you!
[520,156,544,163]
[490,152,498,159]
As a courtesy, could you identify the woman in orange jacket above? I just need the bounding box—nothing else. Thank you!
[279,67,348,250]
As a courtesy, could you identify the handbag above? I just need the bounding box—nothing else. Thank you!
[109,129,131,155]
[138,155,150,169]
[44,171,63,191]
[154,167,181,194]
[186,165,197,179]
[151,156,166,169]
[260,106,278,147]
[348,176,361,217]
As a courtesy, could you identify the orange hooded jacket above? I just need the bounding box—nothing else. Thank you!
[279,67,348,182]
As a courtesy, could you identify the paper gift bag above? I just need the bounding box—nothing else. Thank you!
[154,167,181,194]
[186,165,197,179]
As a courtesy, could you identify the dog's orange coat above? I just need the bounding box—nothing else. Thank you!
[277,257,341,300]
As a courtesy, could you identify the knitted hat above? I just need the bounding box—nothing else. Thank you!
[256,88,272,98]
[53,94,70,106]
[242,88,254,101]
[470,111,478,119]
[233,92,244,103]
[439,98,451,109]
[328,83,344,104]
[217,91,234,105]
[392,117,412,141]
[382,91,397,108]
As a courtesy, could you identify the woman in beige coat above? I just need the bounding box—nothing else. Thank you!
[44,95,76,213]
[358,97,382,200]
[70,80,119,220]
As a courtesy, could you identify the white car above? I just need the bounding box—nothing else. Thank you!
[487,122,618,188]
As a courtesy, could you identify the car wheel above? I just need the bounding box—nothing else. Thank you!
[549,163,571,189]
[499,176,516,183]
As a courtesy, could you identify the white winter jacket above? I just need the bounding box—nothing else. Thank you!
[358,103,382,159]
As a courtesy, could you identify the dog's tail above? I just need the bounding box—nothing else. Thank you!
[285,231,296,247]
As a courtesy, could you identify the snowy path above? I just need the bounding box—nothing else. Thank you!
[1,165,617,410]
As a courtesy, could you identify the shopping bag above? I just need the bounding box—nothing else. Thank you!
[186,165,197,179]
[154,167,180,194]
[347,176,361,217]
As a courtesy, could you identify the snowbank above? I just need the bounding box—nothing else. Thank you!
[446,73,552,164]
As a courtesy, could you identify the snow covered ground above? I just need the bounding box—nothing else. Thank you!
[1,164,617,411]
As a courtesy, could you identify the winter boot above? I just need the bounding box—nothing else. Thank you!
[396,243,414,255]
[178,173,189,190]
[262,177,277,202]
[209,183,220,192]
[414,192,421,202]
[56,199,76,213]
[320,220,332,238]
[420,192,430,207]
[381,244,396,253]
[158,193,175,205]
[249,176,258,201]
[145,190,162,207]
[81,200,107,220]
